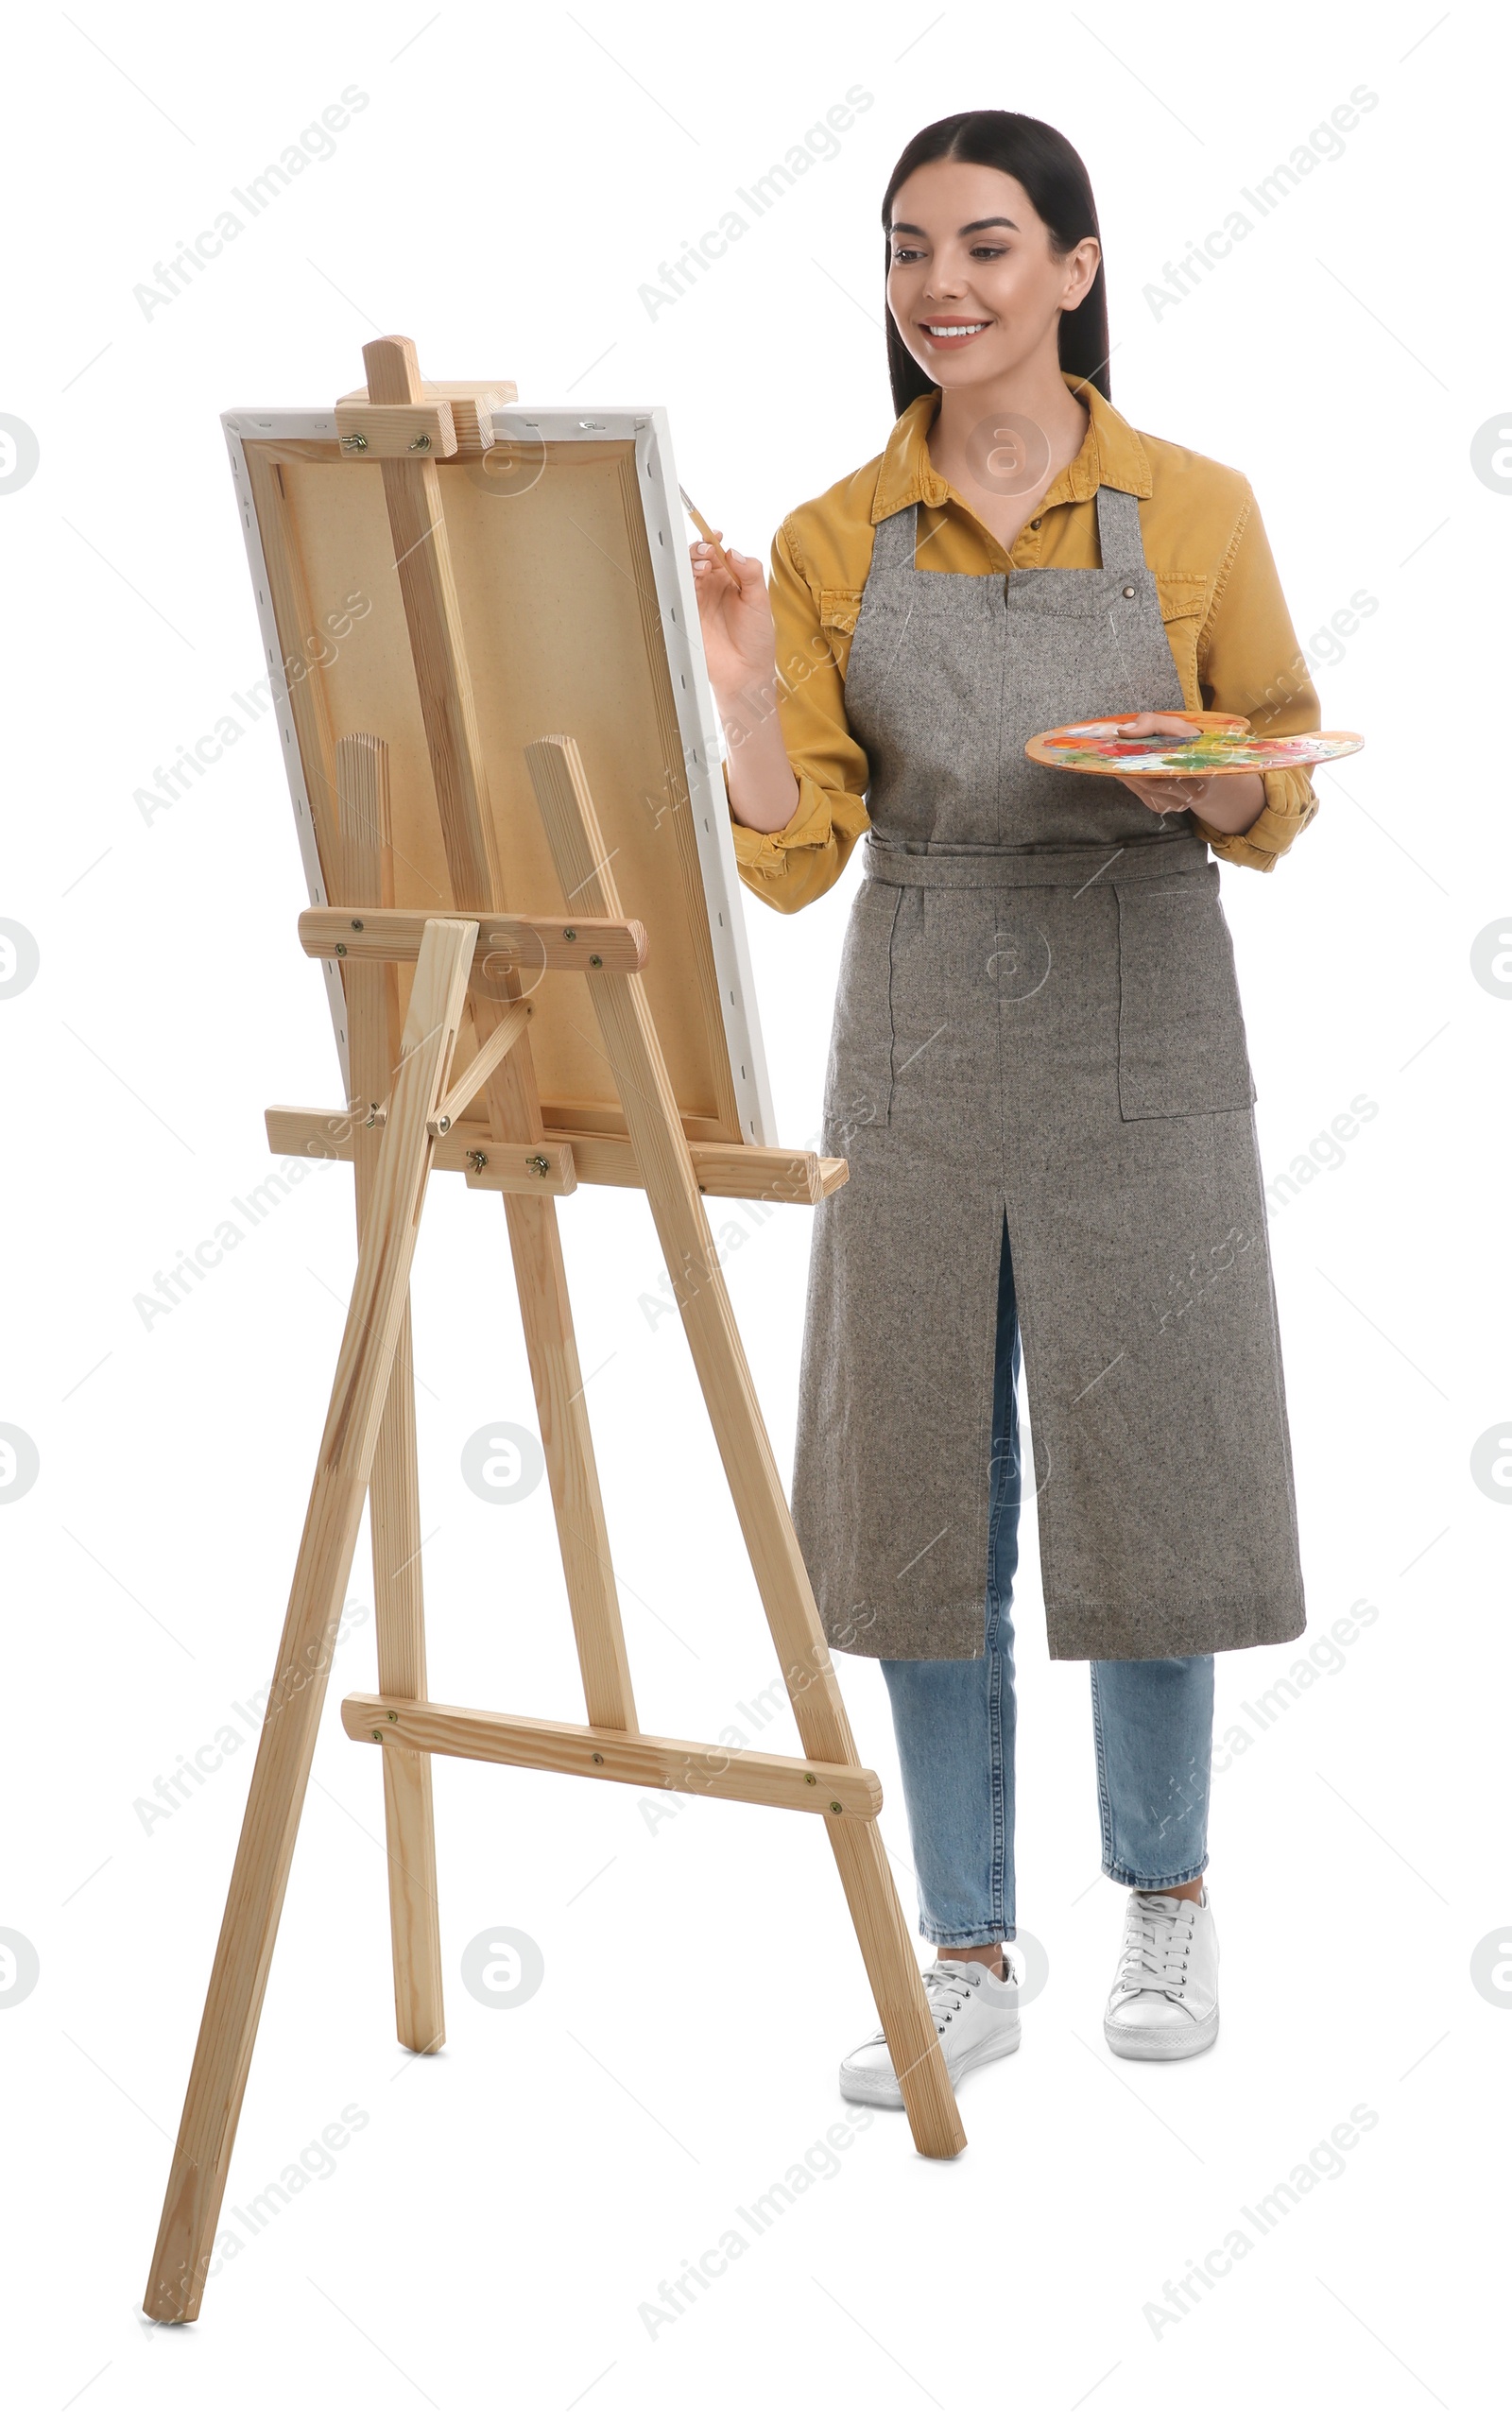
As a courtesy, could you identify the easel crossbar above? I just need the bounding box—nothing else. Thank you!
[300,905,647,976]
[266,1104,846,1204]
[341,1694,883,1817]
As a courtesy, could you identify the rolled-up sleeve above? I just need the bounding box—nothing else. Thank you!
[1190,489,1321,874]
[728,517,872,915]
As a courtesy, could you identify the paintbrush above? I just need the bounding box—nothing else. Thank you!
[679,485,734,576]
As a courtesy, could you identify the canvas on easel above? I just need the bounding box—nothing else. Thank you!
[145,335,963,2328]
[228,369,772,1159]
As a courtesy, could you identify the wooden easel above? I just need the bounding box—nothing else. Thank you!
[145,338,963,2325]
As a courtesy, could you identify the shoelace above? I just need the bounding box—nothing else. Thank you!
[920,1957,1016,2032]
[860,1957,1012,2048]
[1113,1896,1196,2003]
[921,1963,974,2030]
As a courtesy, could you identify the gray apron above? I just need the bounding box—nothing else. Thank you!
[793,484,1306,1663]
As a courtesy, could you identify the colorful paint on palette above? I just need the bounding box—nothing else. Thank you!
[1025,721,1365,779]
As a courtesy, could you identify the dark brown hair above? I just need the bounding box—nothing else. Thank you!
[882,111,1109,417]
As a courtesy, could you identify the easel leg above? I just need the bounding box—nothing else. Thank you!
[335,732,444,2054]
[144,918,476,2321]
[369,1308,444,2052]
[503,1195,637,1731]
[524,738,965,2159]
[826,1819,963,2151]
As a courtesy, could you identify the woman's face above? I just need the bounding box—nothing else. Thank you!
[885,159,1100,391]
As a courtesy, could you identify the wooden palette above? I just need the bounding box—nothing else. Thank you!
[1026,712,1364,777]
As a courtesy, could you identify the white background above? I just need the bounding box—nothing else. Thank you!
[2,3,1507,2416]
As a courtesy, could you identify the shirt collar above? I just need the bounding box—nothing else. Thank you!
[871,370,1153,523]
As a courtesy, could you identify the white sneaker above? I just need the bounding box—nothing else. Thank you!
[1104,1888,1219,2060]
[839,1955,1022,2108]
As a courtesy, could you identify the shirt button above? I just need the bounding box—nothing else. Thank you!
[1122,584,1136,598]
[1030,517,1041,529]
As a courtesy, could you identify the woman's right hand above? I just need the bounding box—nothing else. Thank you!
[687,534,800,834]
[689,535,779,708]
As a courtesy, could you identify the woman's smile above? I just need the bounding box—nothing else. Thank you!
[918,315,993,350]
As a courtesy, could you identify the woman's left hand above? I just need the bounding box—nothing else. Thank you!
[1114,712,1265,837]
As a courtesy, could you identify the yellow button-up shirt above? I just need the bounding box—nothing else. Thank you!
[730,374,1322,915]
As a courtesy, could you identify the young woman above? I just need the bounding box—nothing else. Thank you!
[691,111,1318,2103]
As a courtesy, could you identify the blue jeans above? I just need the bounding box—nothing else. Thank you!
[881,1221,1214,1948]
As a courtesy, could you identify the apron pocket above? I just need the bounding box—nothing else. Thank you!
[822,881,901,1142]
[1115,878,1257,1119]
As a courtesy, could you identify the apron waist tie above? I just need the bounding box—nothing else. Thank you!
[863,833,1212,889]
